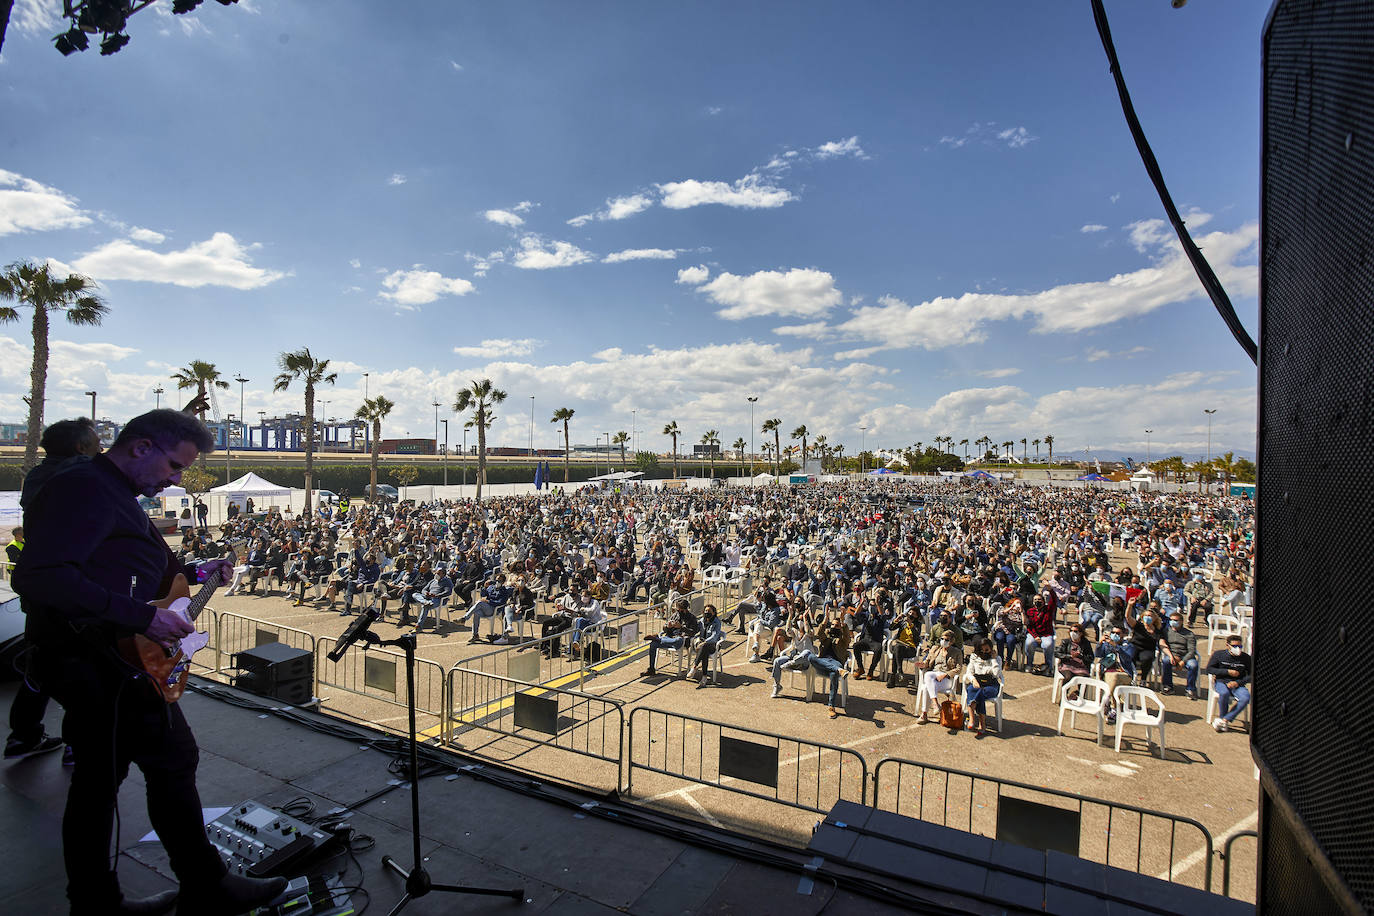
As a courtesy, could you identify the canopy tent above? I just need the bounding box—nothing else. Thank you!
[867,468,896,475]
[965,470,996,480]
[155,485,187,500]
[210,472,291,496]
[1077,473,1110,482]
[586,470,645,482]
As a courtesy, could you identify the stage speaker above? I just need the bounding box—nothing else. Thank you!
[1257,1,1374,911]
[231,641,314,684]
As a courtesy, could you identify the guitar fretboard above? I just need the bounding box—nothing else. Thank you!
[185,571,223,625]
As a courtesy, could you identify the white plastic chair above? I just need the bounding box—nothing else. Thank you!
[790,658,850,707]
[1056,676,1109,745]
[1205,674,1253,730]
[1112,685,1166,757]
[1206,614,1246,657]
[960,669,1004,732]
[702,565,728,587]
[914,668,959,716]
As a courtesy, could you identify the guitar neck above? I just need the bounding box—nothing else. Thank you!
[185,572,223,626]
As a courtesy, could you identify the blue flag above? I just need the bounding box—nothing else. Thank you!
[533,459,543,490]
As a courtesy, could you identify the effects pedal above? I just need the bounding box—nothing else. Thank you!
[206,800,327,877]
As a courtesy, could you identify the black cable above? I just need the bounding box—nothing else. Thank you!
[1090,0,1258,364]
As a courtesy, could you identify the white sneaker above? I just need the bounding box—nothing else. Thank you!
[492,636,510,645]
[770,684,782,698]
[1213,718,1228,732]
[749,654,762,664]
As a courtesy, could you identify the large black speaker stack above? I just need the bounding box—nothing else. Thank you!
[231,642,314,706]
[1258,2,1373,911]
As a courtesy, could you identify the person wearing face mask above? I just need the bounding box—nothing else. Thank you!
[1022,594,1056,676]
[1204,635,1252,731]
[1094,627,1136,724]
[1055,624,1094,690]
[916,629,964,725]
[962,638,1002,735]
[1126,599,1164,685]
[885,609,923,689]
[1159,611,1199,698]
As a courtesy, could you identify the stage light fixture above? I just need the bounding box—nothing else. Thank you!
[215,0,239,5]
[99,32,131,55]
[53,27,91,55]
[78,0,131,35]
[172,0,204,12]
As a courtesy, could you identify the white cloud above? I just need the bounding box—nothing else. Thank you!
[379,268,476,307]
[72,233,286,289]
[938,136,968,149]
[512,236,593,270]
[657,176,793,210]
[773,322,834,338]
[484,209,525,228]
[676,264,710,285]
[815,221,1258,353]
[452,338,538,358]
[706,106,724,116]
[974,367,1022,378]
[689,268,843,321]
[814,136,865,160]
[567,193,654,227]
[349,258,361,269]
[127,226,166,244]
[465,250,505,277]
[938,122,1037,151]
[1085,345,1151,363]
[602,248,677,263]
[387,173,407,186]
[997,126,1037,148]
[9,0,59,34]
[1110,193,1122,203]
[0,170,91,236]
[1080,224,1107,233]
[449,60,464,71]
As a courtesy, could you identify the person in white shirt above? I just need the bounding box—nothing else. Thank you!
[963,637,1003,735]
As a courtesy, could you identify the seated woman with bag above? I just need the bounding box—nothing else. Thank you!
[916,633,964,725]
[963,637,1002,735]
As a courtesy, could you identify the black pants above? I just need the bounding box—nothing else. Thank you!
[7,677,51,746]
[42,650,225,911]
[888,643,918,681]
[542,617,573,654]
[852,637,882,677]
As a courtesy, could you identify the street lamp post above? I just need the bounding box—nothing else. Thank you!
[433,401,441,455]
[226,414,234,481]
[529,396,535,459]
[153,386,164,409]
[860,426,867,473]
[441,419,449,486]
[363,372,369,399]
[747,396,758,476]
[234,375,248,453]
[605,432,611,477]
[1204,408,1217,493]
[1144,429,1153,466]
[462,427,468,494]
[632,408,637,455]
[85,390,96,421]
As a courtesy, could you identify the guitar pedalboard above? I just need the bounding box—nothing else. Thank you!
[206,800,328,878]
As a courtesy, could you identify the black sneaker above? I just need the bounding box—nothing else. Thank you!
[4,734,64,760]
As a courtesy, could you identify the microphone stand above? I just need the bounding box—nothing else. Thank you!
[332,619,525,913]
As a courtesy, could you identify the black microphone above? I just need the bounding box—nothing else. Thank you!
[328,607,380,662]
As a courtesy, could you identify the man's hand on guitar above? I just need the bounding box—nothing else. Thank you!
[197,559,234,583]
[145,608,195,649]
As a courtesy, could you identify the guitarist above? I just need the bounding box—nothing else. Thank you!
[12,410,287,916]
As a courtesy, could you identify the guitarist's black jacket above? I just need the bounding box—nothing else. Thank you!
[13,453,194,652]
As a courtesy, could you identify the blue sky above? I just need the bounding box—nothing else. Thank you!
[0,1,1263,462]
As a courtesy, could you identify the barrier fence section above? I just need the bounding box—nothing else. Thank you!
[211,611,316,686]
[315,636,447,733]
[871,757,1214,891]
[188,609,220,676]
[626,706,868,815]
[443,668,625,791]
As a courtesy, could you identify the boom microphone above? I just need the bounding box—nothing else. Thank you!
[328,607,380,662]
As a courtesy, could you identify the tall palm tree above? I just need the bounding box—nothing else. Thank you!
[273,347,337,516]
[732,436,746,473]
[171,360,230,422]
[959,438,969,460]
[1020,437,1028,462]
[355,395,395,502]
[1043,434,1055,466]
[454,378,507,501]
[915,440,924,455]
[700,429,720,478]
[1002,440,1014,459]
[613,430,629,468]
[812,434,829,471]
[1033,438,1041,461]
[551,407,575,483]
[0,260,107,470]
[761,417,782,474]
[662,421,681,476]
[790,424,809,466]
[1213,451,1237,491]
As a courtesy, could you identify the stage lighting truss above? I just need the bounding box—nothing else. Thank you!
[52,0,239,57]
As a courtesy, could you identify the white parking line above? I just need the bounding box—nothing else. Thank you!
[1158,810,1258,881]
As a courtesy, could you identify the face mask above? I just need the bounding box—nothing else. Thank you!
[1143,616,1153,625]
[940,638,951,647]
[1111,634,1123,643]
[1071,633,1082,642]
[1229,646,1242,657]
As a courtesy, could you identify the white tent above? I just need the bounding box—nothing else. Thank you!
[210,472,290,496]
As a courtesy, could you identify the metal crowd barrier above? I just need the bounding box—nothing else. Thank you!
[443,668,625,790]
[212,611,315,685]
[315,635,448,727]
[871,757,1215,890]
[188,608,220,676]
[626,706,868,815]
[1221,829,1257,898]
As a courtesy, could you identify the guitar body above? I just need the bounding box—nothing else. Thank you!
[117,573,212,704]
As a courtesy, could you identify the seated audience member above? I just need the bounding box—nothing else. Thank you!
[769,614,817,698]
[1055,624,1094,686]
[412,567,454,631]
[1022,592,1055,675]
[747,588,784,662]
[1205,633,1252,732]
[885,608,923,688]
[963,637,1002,735]
[1160,610,1199,698]
[992,599,1024,669]
[686,604,724,688]
[915,628,963,724]
[849,604,890,681]
[1095,626,1136,723]
[1126,599,1164,684]
[540,590,579,657]
[642,598,699,677]
[808,613,852,718]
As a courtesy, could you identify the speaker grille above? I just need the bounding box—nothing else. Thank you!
[1259,0,1374,908]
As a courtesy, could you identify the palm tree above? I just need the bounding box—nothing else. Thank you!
[0,261,107,470]
[273,347,337,516]
[732,436,746,473]
[1212,451,1237,492]
[1020,438,1028,462]
[761,417,782,474]
[1043,434,1055,466]
[1002,440,1014,461]
[355,395,395,502]
[813,434,829,472]
[700,429,720,478]
[976,436,990,459]
[171,360,230,422]
[454,379,507,501]
[959,438,969,460]
[612,430,629,468]
[1033,438,1041,461]
[790,424,809,467]
[662,421,681,476]
[550,407,575,483]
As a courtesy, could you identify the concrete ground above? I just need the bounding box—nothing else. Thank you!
[201,555,1260,904]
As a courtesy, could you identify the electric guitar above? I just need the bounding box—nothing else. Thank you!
[117,569,222,703]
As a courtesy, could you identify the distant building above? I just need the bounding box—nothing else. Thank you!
[0,423,27,447]
[378,438,437,455]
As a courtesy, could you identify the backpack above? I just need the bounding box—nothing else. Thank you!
[939,698,966,730]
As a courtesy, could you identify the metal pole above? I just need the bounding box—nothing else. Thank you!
[363,372,369,399]
[433,401,441,455]
[226,414,234,482]
[748,396,758,476]
[860,427,867,473]
[153,386,163,409]
[442,419,448,486]
[1144,429,1152,466]
[529,396,535,459]
[85,390,96,421]
[462,427,468,494]
[605,432,610,477]
[632,408,637,455]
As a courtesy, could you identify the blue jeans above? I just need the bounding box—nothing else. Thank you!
[993,630,1021,667]
[772,650,813,686]
[1214,681,1251,721]
[810,656,844,706]
[1024,634,1055,669]
[647,634,684,670]
[965,683,1000,717]
[1078,608,1104,633]
[1161,657,1198,691]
